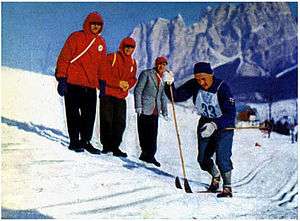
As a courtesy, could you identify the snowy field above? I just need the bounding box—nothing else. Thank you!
[1,67,298,219]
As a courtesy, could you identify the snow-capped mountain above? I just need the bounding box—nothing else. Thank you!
[131,2,297,102]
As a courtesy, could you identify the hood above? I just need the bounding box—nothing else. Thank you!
[118,37,136,55]
[83,12,104,35]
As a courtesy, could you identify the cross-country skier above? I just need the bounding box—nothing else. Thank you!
[164,62,236,197]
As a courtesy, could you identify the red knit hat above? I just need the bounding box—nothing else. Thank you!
[155,56,168,66]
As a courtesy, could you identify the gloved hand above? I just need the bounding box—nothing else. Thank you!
[163,71,174,85]
[119,80,129,92]
[99,80,106,98]
[135,108,142,116]
[200,122,217,138]
[57,78,67,97]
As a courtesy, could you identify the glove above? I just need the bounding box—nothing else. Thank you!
[135,108,142,116]
[200,122,217,138]
[57,78,67,97]
[163,71,174,85]
[119,80,129,92]
[99,80,106,98]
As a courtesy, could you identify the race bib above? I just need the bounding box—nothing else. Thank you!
[195,90,222,118]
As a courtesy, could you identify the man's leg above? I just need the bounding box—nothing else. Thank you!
[215,130,234,197]
[138,114,154,160]
[80,88,97,142]
[64,85,84,152]
[80,88,99,154]
[100,96,114,153]
[197,122,220,191]
[111,98,127,157]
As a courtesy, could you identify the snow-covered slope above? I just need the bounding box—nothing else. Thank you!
[1,67,298,219]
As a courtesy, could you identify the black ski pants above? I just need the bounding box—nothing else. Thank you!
[137,114,159,160]
[64,84,96,146]
[100,95,126,151]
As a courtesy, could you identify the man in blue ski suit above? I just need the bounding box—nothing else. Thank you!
[164,62,236,197]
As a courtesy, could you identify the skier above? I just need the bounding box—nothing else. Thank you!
[164,62,236,197]
[134,56,169,167]
[99,37,137,157]
[55,12,107,154]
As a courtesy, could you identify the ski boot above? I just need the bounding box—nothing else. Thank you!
[217,187,233,198]
[207,176,220,192]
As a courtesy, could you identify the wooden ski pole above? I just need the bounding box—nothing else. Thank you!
[169,85,192,193]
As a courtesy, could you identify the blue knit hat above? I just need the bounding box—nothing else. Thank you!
[194,62,213,75]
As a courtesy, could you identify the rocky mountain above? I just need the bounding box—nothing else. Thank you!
[130,2,298,102]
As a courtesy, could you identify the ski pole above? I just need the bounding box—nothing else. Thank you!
[169,85,192,193]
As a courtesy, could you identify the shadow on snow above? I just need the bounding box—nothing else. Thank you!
[1,207,53,219]
[1,116,68,147]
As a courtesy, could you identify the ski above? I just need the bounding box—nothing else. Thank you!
[197,190,222,193]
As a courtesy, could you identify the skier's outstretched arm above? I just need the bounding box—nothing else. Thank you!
[164,79,196,102]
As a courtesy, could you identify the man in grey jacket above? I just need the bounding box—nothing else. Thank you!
[134,56,169,167]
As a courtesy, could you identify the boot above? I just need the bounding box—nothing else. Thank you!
[113,149,127,157]
[150,158,161,167]
[139,155,160,167]
[68,141,84,153]
[83,141,101,154]
[102,147,113,154]
[217,186,233,198]
[207,176,220,192]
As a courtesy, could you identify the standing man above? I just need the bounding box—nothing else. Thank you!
[55,12,107,154]
[164,62,236,197]
[100,37,137,157]
[134,56,169,167]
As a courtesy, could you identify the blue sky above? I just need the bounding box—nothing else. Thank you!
[1,2,298,74]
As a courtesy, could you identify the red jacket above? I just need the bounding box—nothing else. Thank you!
[56,12,108,89]
[105,37,137,99]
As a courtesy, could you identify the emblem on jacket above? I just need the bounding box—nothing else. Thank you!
[98,44,103,52]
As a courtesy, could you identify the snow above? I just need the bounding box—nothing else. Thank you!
[1,67,298,219]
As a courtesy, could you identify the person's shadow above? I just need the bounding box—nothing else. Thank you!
[119,157,175,178]
[1,116,69,147]
[2,207,53,219]
[118,157,208,189]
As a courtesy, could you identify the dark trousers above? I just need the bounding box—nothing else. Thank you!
[100,96,126,151]
[64,84,96,145]
[197,121,234,174]
[137,114,159,160]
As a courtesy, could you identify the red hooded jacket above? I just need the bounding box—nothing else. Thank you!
[105,37,137,99]
[56,12,108,89]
